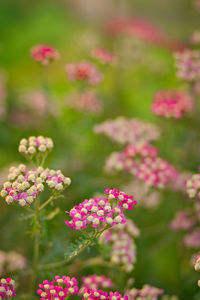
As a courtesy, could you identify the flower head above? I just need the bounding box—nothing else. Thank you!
[37,275,79,300]
[0,165,71,206]
[66,62,103,85]
[66,91,102,114]
[65,188,137,230]
[170,210,195,231]
[0,251,26,275]
[174,49,200,81]
[92,48,117,64]
[152,90,193,119]
[31,44,59,66]
[18,136,53,158]
[0,278,16,299]
[81,275,114,290]
[186,174,200,199]
[94,117,160,145]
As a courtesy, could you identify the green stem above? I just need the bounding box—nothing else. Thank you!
[39,226,109,271]
[39,194,63,211]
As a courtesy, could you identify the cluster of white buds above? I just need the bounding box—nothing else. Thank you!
[0,165,71,206]
[18,136,53,158]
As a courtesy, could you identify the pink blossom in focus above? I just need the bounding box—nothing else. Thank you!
[66,62,103,85]
[37,275,79,299]
[0,278,16,299]
[92,48,117,64]
[66,91,102,114]
[152,90,193,119]
[31,44,59,66]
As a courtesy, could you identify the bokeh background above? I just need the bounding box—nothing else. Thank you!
[1,0,200,299]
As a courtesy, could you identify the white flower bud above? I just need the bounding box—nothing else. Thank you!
[19,145,26,153]
[55,183,63,191]
[19,199,26,206]
[28,146,36,154]
[39,145,46,152]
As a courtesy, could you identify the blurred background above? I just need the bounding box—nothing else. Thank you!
[1,0,200,299]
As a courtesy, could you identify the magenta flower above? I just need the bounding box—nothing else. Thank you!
[91,48,117,64]
[31,44,59,66]
[0,278,16,298]
[66,62,103,85]
[37,275,79,299]
[65,188,137,230]
[152,90,193,119]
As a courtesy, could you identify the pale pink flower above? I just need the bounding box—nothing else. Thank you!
[66,62,103,85]
[31,44,59,66]
[92,48,117,64]
[152,90,193,119]
[66,91,102,114]
[170,210,195,231]
[184,228,200,248]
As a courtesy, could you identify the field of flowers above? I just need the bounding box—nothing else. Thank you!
[1,0,200,299]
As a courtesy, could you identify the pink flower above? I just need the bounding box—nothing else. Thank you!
[94,117,160,145]
[125,285,163,300]
[81,275,114,290]
[0,278,16,298]
[81,287,127,300]
[0,251,26,275]
[152,90,193,119]
[174,49,200,81]
[184,228,200,248]
[91,48,117,64]
[65,188,137,230]
[66,91,102,114]
[31,44,59,66]
[170,210,195,231]
[37,275,79,299]
[66,62,103,85]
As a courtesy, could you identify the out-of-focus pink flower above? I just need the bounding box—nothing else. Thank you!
[94,117,160,145]
[194,0,200,12]
[66,62,103,85]
[31,44,60,66]
[106,18,184,51]
[190,31,200,45]
[172,171,192,192]
[100,219,139,272]
[66,91,102,114]
[125,285,163,300]
[184,228,200,248]
[91,48,117,64]
[152,90,193,119]
[23,90,48,115]
[174,49,200,81]
[170,210,195,231]
[0,251,26,275]
[81,275,114,290]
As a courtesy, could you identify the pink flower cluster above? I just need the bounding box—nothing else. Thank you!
[184,228,200,248]
[94,117,160,145]
[0,165,71,206]
[82,288,127,300]
[91,48,117,65]
[65,188,137,230]
[0,278,16,299]
[0,250,26,275]
[174,50,200,81]
[122,180,161,209]
[186,174,200,199]
[66,62,103,85]
[125,285,163,300]
[100,219,139,272]
[37,275,79,299]
[152,90,193,119]
[81,275,114,290]
[31,44,60,66]
[66,91,102,114]
[170,210,195,231]
[105,145,177,189]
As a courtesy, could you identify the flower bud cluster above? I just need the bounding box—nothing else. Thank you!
[0,278,16,299]
[91,48,117,65]
[151,90,193,119]
[0,250,26,275]
[82,287,127,300]
[66,62,103,85]
[31,44,60,66]
[81,275,114,290]
[186,174,200,199]
[37,275,79,300]
[174,50,200,81]
[65,188,137,230]
[18,136,53,157]
[100,219,139,272]
[66,91,102,114]
[94,117,160,145]
[0,165,71,206]
[105,145,177,189]
[125,285,163,300]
